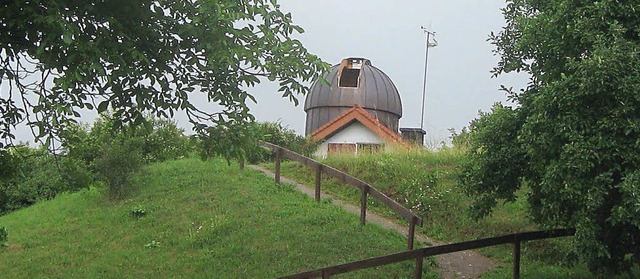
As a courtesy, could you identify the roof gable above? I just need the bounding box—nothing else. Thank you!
[310,106,408,146]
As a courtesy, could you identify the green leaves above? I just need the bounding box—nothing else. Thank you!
[1,0,329,157]
[460,104,527,219]
[465,0,640,275]
[62,33,73,45]
[97,101,109,113]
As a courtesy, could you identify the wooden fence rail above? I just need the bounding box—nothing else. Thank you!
[259,141,423,249]
[278,228,576,279]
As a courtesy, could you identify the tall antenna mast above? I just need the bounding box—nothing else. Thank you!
[420,26,437,131]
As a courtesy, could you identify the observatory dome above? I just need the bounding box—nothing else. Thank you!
[304,58,402,135]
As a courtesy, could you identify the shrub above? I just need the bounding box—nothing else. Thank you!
[0,148,20,182]
[139,117,190,162]
[60,114,192,198]
[93,139,143,198]
[0,146,94,214]
[0,226,7,247]
[246,121,317,163]
[195,121,316,165]
[131,205,147,218]
[63,114,191,166]
[196,120,253,163]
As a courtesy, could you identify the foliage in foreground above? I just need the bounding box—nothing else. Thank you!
[1,0,328,163]
[0,158,432,278]
[463,0,640,274]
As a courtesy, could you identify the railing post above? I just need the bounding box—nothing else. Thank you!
[322,269,330,279]
[513,239,521,279]
[315,165,322,202]
[274,148,282,184]
[414,252,424,279]
[360,185,368,226]
[408,217,417,250]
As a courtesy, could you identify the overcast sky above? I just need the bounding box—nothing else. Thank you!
[247,0,528,144]
[10,1,528,146]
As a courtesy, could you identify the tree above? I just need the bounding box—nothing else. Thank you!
[462,0,640,274]
[0,0,327,152]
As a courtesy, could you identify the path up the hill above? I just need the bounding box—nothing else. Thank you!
[249,165,498,279]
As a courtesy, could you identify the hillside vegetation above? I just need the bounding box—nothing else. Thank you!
[275,148,637,278]
[277,148,533,241]
[0,158,434,278]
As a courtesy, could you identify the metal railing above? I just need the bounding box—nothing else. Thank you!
[278,228,575,279]
[260,141,423,250]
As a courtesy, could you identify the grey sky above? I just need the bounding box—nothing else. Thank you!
[247,0,528,144]
[10,1,528,146]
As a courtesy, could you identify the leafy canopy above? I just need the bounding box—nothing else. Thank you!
[0,0,327,149]
[462,0,640,274]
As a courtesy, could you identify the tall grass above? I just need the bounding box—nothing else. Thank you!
[277,147,529,240]
[272,147,638,278]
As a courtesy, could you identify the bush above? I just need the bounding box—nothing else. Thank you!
[246,121,317,163]
[61,114,192,198]
[92,139,143,198]
[195,121,317,165]
[139,118,190,162]
[0,226,7,247]
[63,115,191,166]
[0,114,191,211]
[0,146,94,214]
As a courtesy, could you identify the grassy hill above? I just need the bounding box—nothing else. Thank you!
[274,149,633,278]
[0,158,435,278]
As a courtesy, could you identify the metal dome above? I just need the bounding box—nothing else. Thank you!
[304,58,403,136]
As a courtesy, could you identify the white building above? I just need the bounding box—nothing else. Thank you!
[304,58,413,157]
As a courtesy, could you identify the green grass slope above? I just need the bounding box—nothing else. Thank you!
[273,149,638,279]
[0,158,433,278]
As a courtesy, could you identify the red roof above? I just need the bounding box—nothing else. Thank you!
[310,106,408,147]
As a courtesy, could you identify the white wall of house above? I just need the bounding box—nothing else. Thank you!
[313,122,385,158]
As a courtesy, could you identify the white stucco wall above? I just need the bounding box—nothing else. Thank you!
[313,122,385,158]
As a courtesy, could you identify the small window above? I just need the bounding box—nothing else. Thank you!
[327,143,382,156]
[339,68,360,88]
[328,143,356,155]
[357,143,383,154]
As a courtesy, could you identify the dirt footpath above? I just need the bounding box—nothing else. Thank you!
[249,165,498,279]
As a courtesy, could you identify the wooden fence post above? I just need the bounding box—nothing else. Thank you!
[414,252,424,279]
[513,240,521,279]
[275,148,282,184]
[360,185,368,226]
[408,217,417,250]
[315,165,322,202]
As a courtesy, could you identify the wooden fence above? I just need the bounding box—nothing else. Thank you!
[278,228,576,279]
[259,141,423,250]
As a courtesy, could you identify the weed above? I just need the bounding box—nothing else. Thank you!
[130,205,147,218]
[0,226,7,247]
[144,240,161,248]
[187,220,212,243]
